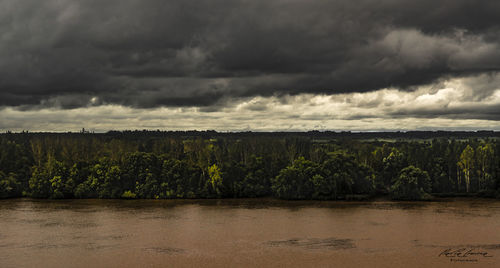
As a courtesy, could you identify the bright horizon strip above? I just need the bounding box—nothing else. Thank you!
[1,79,500,132]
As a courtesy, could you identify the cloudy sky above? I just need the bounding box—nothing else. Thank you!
[1,0,500,132]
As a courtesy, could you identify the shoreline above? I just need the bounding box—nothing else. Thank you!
[1,195,499,202]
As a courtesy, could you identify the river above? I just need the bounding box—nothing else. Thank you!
[0,198,499,267]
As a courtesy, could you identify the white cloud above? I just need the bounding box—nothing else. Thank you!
[1,74,500,132]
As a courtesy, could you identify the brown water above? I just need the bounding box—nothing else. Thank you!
[0,199,499,268]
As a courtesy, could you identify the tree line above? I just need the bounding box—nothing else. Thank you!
[0,133,499,200]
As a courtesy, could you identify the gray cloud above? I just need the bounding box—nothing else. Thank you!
[1,0,500,110]
[389,104,500,120]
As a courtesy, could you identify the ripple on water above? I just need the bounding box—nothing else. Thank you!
[143,247,186,254]
[266,237,355,250]
[20,242,78,250]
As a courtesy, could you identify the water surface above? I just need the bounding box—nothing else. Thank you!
[0,198,499,267]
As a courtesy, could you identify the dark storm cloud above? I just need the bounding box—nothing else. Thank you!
[389,103,500,121]
[1,0,500,109]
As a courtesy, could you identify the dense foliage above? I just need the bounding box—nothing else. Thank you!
[390,166,431,200]
[0,132,499,200]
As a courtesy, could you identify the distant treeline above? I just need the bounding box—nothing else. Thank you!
[4,129,500,139]
[0,131,499,200]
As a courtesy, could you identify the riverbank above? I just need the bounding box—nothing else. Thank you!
[2,194,499,203]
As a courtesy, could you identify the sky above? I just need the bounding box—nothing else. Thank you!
[1,0,500,132]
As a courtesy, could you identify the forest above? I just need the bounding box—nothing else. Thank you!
[0,131,499,200]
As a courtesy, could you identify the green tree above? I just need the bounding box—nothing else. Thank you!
[476,143,494,191]
[382,149,407,188]
[234,156,270,197]
[319,152,354,199]
[390,166,431,200]
[458,145,475,193]
[28,166,52,198]
[353,164,376,195]
[272,157,318,199]
[0,172,22,198]
[136,171,159,199]
[207,164,224,197]
[430,157,454,193]
[50,176,65,199]
[101,165,123,198]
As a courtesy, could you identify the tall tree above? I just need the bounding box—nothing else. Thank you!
[476,143,494,191]
[458,145,475,193]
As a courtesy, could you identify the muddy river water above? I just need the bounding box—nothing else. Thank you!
[0,198,499,267]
